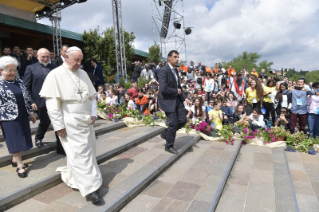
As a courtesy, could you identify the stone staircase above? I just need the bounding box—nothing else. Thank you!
[2,120,313,212]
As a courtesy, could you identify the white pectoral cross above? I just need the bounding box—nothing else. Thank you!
[77,88,83,99]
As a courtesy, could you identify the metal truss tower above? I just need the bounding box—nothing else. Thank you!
[151,0,187,64]
[112,0,127,80]
[49,12,62,57]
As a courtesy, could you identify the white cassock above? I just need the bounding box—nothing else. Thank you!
[39,63,103,197]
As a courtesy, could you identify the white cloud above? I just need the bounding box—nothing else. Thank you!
[38,0,319,71]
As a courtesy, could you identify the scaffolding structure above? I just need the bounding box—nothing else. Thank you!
[32,0,87,55]
[49,12,62,57]
[112,0,127,80]
[151,0,187,64]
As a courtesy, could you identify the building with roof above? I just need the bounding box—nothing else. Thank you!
[0,2,153,62]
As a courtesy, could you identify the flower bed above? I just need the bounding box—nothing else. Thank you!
[97,102,319,155]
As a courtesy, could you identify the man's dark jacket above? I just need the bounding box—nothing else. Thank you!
[93,64,105,86]
[52,56,64,67]
[158,63,186,113]
[24,63,57,108]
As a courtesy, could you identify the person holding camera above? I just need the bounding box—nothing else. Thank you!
[259,69,267,79]
[274,107,290,130]
[146,89,157,114]
[283,77,315,134]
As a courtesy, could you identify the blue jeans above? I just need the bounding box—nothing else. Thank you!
[307,113,319,138]
[206,92,211,102]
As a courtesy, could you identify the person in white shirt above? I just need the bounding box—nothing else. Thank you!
[203,72,214,102]
[245,108,266,131]
[140,64,153,80]
[186,98,207,122]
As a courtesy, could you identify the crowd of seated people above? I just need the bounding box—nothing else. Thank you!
[95,61,319,138]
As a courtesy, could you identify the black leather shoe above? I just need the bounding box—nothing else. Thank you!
[16,167,27,178]
[160,129,167,140]
[165,146,178,154]
[90,190,101,204]
[11,161,28,168]
[35,140,44,147]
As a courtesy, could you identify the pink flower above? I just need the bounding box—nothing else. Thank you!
[272,138,276,142]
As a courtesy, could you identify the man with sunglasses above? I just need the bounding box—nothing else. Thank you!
[274,107,290,130]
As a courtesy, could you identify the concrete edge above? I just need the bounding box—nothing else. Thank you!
[104,135,202,212]
[0,122,126,168]
[208,140,243,212]
[96,126,165,164]
[283,148,300,212]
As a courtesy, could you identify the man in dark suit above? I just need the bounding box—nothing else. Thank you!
[158,50,192,154]
[49,50,55,64]
[24,48,65,155]
[91,59,105,90]
[10,45,26,79]
[52,44,69,67]
[83,55,95,74]
[197,61,206,75]
[25,47,38,67]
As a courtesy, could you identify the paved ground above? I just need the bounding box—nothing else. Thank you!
[286,151,319,212]
[215,145,296,212]
[120,140,238,212]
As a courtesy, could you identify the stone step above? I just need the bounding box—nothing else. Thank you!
[215,145,299,212]
[5,133,200,212]
[0,125,164,211]
[0,120,126,167]
[285,150,319,211]
[120,139,242,212]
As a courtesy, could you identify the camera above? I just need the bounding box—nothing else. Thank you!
[294,86,302,90]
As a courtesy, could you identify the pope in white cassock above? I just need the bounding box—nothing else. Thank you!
[39,46,103,204]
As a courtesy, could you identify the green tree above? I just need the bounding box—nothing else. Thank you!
[147,43,161,64]
[221,52,273,74]
[82,26,136,78]
[305,70,319,83]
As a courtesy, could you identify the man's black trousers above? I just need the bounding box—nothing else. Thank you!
[35,106,65,154]
[164,98,187,148]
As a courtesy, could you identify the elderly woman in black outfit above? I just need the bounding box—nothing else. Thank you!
[0,56,36,178]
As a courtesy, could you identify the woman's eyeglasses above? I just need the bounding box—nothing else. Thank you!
[280,111,286,113]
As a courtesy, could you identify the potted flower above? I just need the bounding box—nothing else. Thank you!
[271,126,287,141]
[260,128,276,144]
[286,131,307,147]
[113,114,122,122]
[220,124,235,145]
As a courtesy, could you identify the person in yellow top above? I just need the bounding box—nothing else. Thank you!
[98,92,108,104]
[263,79,276,125]
[251,68,259,77]
[179,62,188,73]
[245,78,264,115]
[208,101,223,131]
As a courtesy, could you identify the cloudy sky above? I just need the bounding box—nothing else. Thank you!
[39,0,319,71]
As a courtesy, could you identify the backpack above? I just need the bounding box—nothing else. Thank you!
[197,77,202,84]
